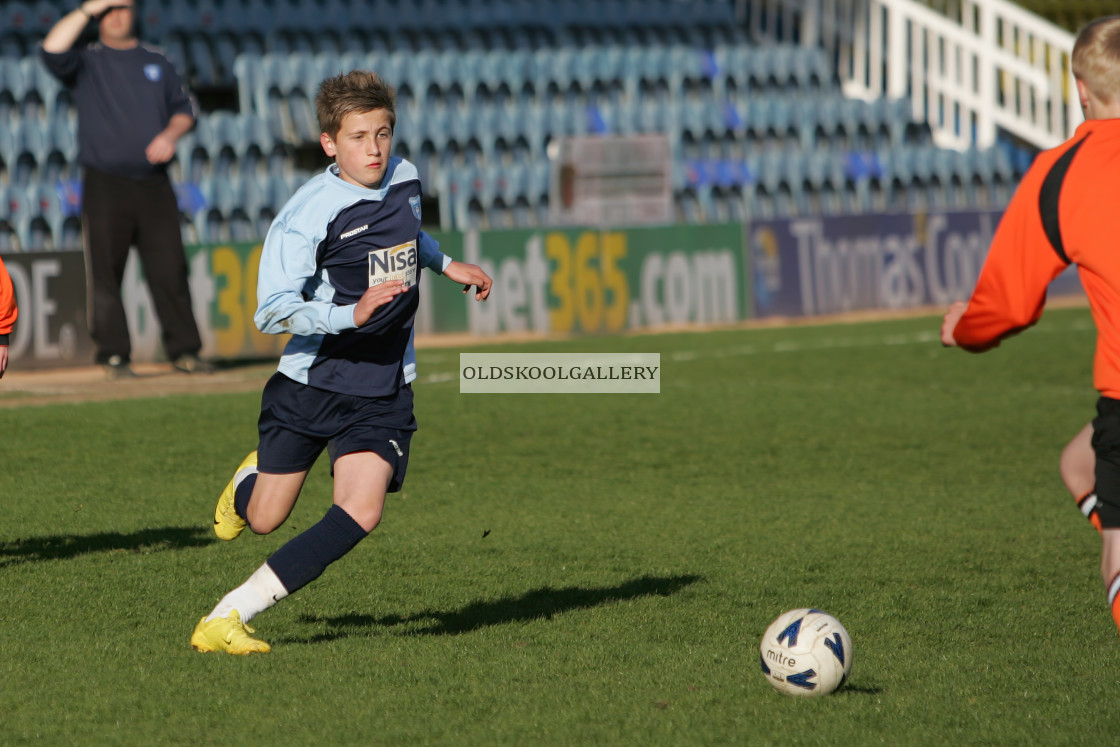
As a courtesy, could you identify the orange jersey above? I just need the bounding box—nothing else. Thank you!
[954,119,1120,398]
[0,254,16,343]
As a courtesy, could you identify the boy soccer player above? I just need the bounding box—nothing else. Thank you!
[941,16,1120,639]
[190,71,492,654]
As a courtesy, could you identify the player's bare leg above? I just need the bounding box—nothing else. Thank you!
[1061,423,1102,531]
[331,450,393,532]
[245,471,308,534]
[213,452,307,539]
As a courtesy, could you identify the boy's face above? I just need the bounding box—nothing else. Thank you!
[321,109,394,189]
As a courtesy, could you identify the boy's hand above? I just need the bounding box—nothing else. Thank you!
[941,300,967,347]
[353,280,406,327]
[444,261,492,301]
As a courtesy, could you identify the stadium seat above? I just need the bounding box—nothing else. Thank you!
[0,222,17,251]
[161,32,190,82]
[137,0,169,42]
[225,205,254,241]
[763,45,803,90]
[46,116,77,166]
[239,172,269,216]
[165,0,200,34]
[29,181,62,232]
[527,160,550,206]
[0,33,27,60]
[6,181,47,249]
[0,184,18,249]
[19,56,64,120]
[210,32,240,87]
[2,56,30,107]
[193,205,226,243]
[31,1,60,36]
[197,0,228,35]
[1,3,36,40]
[187,35,220,88]
[233,53,262,114]
[445,164,483,229]
[675,186,704,224]
[803,150,845,194]
[794,46,834,90]
[180,137,212,184]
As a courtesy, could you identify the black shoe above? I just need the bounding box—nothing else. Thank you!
[103,355,137,381]
[172,354,216,374]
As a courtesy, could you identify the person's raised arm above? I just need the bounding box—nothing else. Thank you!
[42,1,115,53]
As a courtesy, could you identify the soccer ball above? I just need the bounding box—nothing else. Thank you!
[759,608,852,697]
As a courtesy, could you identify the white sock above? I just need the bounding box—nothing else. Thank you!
[1109,572,1120,606]
[205,563,289,623]
[1081,492,1099,518]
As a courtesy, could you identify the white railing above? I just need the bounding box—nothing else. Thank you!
[738,0,1080,151]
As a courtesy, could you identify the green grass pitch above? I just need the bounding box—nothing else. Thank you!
[1,305,1116,745]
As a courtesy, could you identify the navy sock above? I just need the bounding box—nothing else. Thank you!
[266,505,370,594]
[234,473,256,521]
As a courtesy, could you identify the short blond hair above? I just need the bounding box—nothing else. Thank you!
[1072,16,1120,105]
[315,71,396,140]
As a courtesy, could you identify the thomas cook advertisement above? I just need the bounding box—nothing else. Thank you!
[749,211,1081,318]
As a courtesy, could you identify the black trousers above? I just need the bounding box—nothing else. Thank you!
[81,167,202,364]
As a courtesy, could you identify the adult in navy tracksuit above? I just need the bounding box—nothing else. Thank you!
[40,0,209,379]
[190,71,493,655]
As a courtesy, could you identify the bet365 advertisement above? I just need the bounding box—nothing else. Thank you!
[427,224,747,337]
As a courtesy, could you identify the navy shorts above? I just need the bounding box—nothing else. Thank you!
[257,373,417,493]
[1092,397,1120,528]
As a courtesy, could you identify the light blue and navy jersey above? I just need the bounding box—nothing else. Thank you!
[255,158,451,397]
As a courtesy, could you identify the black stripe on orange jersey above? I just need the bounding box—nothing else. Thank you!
[1038,133,1091,264]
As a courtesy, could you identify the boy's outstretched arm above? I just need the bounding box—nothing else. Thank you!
[443,261,492,301]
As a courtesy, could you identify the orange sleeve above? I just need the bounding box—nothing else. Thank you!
[953,154,1070,352]
[0,255,18,343]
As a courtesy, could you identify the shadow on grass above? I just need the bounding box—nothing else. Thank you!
[839,684,884,695]
[284,574,704,643]
[0,526,213,567]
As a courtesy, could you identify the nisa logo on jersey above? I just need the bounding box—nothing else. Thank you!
[368,240,418,288]
[144,64,161,82]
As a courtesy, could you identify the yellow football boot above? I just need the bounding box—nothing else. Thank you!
[213,451,257,540]
[190,610,271,655]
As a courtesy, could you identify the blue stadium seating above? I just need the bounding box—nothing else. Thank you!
[0,0,1026,243]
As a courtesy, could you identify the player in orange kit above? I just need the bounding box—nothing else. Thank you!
[942,15,1120,638]
[0,255,18,378]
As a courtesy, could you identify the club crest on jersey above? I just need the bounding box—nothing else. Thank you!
[368,240,418,289]
[144,64,161,82]
[409,195,421,220]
